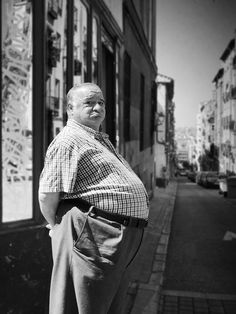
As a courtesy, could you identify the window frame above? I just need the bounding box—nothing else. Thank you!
[0,0,46,232]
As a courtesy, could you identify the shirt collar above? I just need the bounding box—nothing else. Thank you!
[67,119,109,140]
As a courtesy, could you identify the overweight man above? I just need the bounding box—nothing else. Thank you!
[38,83,149,314]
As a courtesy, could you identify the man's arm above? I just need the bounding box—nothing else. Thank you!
[38,191,60,227]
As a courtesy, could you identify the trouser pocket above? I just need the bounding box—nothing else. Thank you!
[73,212,123,266]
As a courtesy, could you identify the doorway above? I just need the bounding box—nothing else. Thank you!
[101,34,116,146]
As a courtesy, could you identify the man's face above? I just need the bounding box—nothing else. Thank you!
[71,85,106,131]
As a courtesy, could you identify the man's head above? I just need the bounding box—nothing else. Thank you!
[67,83,106,131]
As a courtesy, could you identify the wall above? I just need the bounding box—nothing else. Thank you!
[0,228,52,313]
[123,9,156,195]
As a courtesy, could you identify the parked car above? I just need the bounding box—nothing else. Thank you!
[199,172,208,186]
[196,171,207,185]
[187,171,197,182]
[179,169,187,176]
[195,171,202,184]
[203,171,219,188]
[218,173,227,197]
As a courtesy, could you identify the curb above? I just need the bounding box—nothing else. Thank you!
[125,180,178,314]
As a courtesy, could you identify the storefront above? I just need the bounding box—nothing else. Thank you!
[1,0,158,311]
[0,0,122,312]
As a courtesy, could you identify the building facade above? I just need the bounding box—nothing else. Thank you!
[175,127,197,169]
[213,38,236,174]
[0,0,157,312]
[195,100,217,171]
[195,33,236,174]
[155,76,175,186]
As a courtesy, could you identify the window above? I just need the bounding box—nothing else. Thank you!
[56,33,61,61]
[150,81,157,146]
[46,0,67,144]
[73,6,78,32]
[140,74,145,150]
[148,0,153,47]
[115,48,120,150]
[73,1,88,84]
[1,0,33,222]
[58,0,63,15]
[48,0,58,19]
[54,79,60,116]
[92,17,98,84]
[123,51,131,142]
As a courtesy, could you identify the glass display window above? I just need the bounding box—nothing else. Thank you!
[1,0,33,222]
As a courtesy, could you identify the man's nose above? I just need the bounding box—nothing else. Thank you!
[93,102,104,111]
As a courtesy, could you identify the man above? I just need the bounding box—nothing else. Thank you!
[38,83,149,314]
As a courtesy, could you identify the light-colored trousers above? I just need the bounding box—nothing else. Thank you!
[49,206,144,314]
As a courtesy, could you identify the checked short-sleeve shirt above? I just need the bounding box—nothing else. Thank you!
[39,119,149,220]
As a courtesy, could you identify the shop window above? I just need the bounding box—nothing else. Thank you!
[73,6,78,32]
[115,48,120,150]
[74,0,88,84]
[48,0,58,19]
[56,33,61,61]
[92,16,98,84]
[1,0,33,222]
[46,0,67,144]
[49,79,60,118]
[47,30,61,69]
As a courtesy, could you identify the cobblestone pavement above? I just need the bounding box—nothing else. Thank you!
[158,290,236,314]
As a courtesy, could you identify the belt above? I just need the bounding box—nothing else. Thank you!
[57,198,148,229]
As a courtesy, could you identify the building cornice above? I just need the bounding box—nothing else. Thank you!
[93,0,124,45]
[212,68,224,83]
[220,39,234,62]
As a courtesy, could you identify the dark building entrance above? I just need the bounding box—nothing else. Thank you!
[101,29,116,146]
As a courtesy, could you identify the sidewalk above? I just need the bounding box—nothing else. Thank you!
[124,180,178,314]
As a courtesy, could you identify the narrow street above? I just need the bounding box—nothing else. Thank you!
[159,176,236,313]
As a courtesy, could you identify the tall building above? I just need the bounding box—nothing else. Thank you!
[213,36,236,174]
[175,127,197,168]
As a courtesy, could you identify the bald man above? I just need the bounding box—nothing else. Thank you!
[38,83,149,314]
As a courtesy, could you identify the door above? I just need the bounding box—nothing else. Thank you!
[101,31,116,146]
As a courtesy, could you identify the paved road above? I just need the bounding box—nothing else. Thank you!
[158,177,236,314]
[163,176,236,294]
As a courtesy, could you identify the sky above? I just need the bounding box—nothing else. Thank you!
[156,0,236,128]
